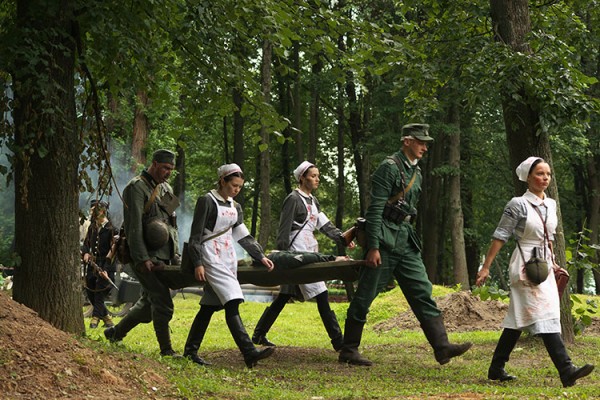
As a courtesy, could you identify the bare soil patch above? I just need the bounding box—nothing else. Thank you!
[374,291,600,335]
[0,292,176,400]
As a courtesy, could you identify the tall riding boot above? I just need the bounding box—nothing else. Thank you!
[488,328,521,381]
[183,310,212,366]
[226,314,275,368]
[338,318,372,366]
[319,309,344,351]
[251,306,281,346]
[542,333,594,387]
[420,315,472,365]
[155,324,180,357]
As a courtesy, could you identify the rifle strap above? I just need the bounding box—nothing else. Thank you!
[140,175,161,214]
[387,155,417,204]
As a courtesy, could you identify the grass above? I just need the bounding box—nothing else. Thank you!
[84,287,600,399]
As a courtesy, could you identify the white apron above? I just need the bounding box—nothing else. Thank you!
[285,192,328,300]
[503,200,560,333]
[200,193,244,306]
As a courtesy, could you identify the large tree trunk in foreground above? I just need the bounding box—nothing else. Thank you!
[12,1,84,334]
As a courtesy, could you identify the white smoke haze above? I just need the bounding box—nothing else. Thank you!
[80,149,197,253]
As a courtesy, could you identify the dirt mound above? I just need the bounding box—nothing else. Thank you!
[374,291,509,332]
[0,292,175,400]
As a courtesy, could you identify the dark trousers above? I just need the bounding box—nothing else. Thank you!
[116,262,174,344]
[85,272,114,318]
[346,244,440,324]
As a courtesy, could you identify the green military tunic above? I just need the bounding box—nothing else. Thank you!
[346,150,442,323]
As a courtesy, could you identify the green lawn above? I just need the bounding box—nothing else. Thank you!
[85,287,600,399]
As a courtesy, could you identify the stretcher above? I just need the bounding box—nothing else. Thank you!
[156,256,364,289]
[237,259,364,287]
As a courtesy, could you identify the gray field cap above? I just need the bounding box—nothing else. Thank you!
[402,123,434,142]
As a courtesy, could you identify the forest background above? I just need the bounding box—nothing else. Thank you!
[0,0,599,340]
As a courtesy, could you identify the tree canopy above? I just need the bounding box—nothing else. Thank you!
[0,0,599,334]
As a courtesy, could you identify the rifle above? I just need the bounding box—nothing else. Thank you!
[88,260,119,292]
[342,218,367,248]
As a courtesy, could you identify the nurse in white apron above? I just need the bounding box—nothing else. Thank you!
[252,161,355,351]
[476,157,594,387]
[184,164,275,368]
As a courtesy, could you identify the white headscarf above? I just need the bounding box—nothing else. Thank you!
[217,163,242,180]
[515,156,543,182]
[293,161,315,182]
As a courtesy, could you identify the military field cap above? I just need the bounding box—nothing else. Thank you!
[402,123,434,142]
[152,149,176,165]
[217,163,243,179]
[516,156,543,182]
[293,161,315,182]
[90,199,109,210]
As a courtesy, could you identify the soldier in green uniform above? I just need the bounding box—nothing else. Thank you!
[338,123,472,366]
[105,149,182,357]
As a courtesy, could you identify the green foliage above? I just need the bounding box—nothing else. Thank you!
[472,284,510,302]
[2,0,600,299]
[571,294,599,335]
[566,228,600,286]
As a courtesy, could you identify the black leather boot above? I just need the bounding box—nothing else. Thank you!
[155,324,182,358]
[183,309,212,366]
[251,306,280,346]
[226,314,275,368]
[338,318,372,366]
[319,309,343,351]
[542,333,595,387]
[421,315,472,365]
[488,328,521,382]
[104,313,140,342]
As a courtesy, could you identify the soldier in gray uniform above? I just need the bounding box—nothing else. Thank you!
[338,123,472,366]
[104,149,181,357]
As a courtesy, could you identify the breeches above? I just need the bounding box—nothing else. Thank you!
[126,262,174,329]
[346,246,440,323]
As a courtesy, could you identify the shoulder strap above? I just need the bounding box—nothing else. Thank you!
[531,204,550,260]
[140,175,161,214]
[387,155,418,204]
[289,191,310,247]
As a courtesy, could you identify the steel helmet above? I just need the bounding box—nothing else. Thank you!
[144,218,170,250]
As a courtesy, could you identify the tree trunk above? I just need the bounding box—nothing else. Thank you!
[308,57,322,163]
[445,105,469,289]
[173,140,187,213]
[251,155,260,238]
[232,87,246,207]
[490,0,574,342]
[586,155,600,294]
[131,90,149,172]
[335,82,346,254]
[461,122,482,285]
[11,0,84,334]
[277,56,293,195]
[292,42,303,165]
[258,39,273,248]
[422,132,443,283]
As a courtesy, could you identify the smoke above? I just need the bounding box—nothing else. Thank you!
[80,150,197,253]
